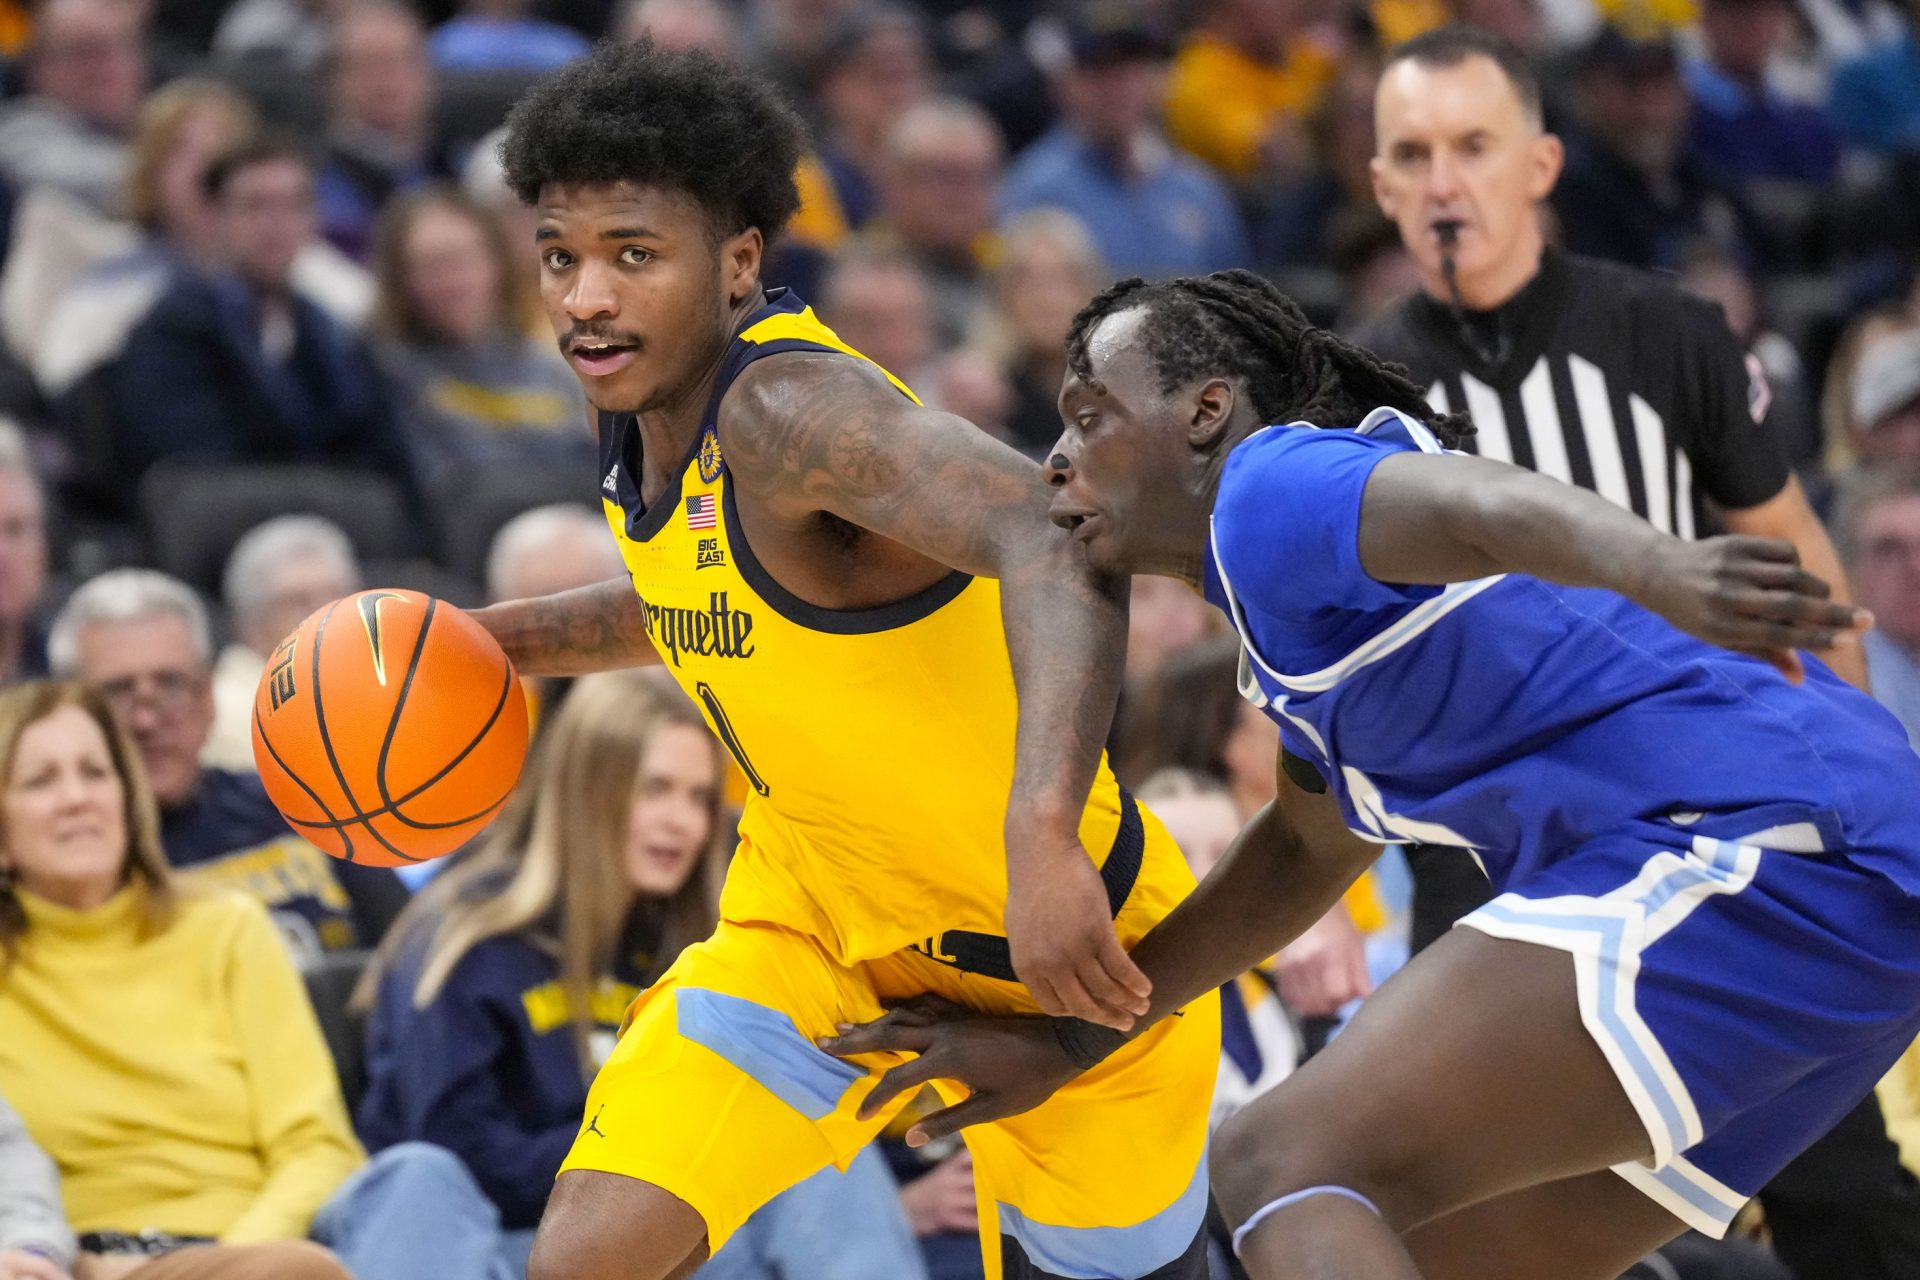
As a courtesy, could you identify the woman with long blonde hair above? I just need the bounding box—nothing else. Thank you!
[354,671,728,1237]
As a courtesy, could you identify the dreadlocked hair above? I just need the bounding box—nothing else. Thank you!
[1063,269,1474,447]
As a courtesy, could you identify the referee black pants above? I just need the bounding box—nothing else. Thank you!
[1406,845,1920,1280]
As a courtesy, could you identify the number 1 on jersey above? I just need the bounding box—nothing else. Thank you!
[696,682,771,797]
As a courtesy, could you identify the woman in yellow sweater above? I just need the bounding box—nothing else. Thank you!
[0,681,513,1280]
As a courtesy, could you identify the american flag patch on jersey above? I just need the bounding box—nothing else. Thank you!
[685,494,717,530]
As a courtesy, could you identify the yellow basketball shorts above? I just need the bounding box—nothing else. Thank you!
[559,918,1221,1279]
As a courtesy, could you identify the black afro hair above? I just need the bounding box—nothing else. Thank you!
[500,40,808,242]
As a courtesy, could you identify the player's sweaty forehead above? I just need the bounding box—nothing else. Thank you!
[1080,308,1157,399]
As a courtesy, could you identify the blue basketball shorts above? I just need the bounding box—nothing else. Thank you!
[1460,807,1920,1237]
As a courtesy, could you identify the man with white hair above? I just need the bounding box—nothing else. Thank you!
[51,569,407,963]
[485,503,630,606]
[205,515,364,771]
[0,424,50,687]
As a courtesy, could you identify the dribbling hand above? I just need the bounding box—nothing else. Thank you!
[1633,535,1871,683]
[1004,843,1150,1031]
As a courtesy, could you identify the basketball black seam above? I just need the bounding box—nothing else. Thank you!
[309,597,421,865]
[252,703,345,831]
[255,706,425,862]
[373,596,439,815]
[375,609,519,830]
[307,599,361,863]
[294,656,517,831]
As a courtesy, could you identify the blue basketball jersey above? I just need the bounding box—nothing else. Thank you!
[1202,408,1920,895]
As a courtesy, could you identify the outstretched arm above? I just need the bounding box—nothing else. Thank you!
[724,352,1148,1030]
[468,577,657,676]
[822,754,1380,1144]
[1358,452,1870,682]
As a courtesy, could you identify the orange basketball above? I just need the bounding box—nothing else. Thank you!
[251,589,530,867]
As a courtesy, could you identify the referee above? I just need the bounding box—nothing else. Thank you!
[1352,25,1916,1280]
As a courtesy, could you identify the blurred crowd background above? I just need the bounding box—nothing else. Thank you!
[0,0,1918,1276]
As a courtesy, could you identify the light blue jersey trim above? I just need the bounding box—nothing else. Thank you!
[1460,835,1768,1237]
[676,988,865,1121]
[1613,1154,1751,1237]
[996,1144,1209,1278]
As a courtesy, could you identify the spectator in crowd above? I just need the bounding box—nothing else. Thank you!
[114,138,416,499]
[485,505,627,607]
[813,5,933,233]
[1000,0,1248,279]
[612,0,731,49]
[2,1087,77,1280]
[920,347,1016,446]
[818,247,939,394]
[0,429,48,689]
[966,207,1105,457]
[0,680,510,1280]
[1257,57,1384,270]
[1,1083,342,1280]
[111,79,253,273]
[316,2,447,263]
[49,569,408,963]
[1827,0,1920,157]
[204,515,362,773]
[371,186,590,492]
[1844,328,1920,473]
[0,0,145,216]
[1835,467,1920,750]
[457,126,545,329]
[1114,635,1377,1029]
[1162,0,1339,185]
[863,98,1004,349]
[1684,0,1841,188]
[427,0,589,71]
[739,0,866,99]
[33,80,259,406]
[36,81,375,423]
[215,0,345,69]
[357,669,927,1279]
[1553,23,1755,273]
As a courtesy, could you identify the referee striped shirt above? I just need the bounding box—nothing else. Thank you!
[1352,246,1790,533]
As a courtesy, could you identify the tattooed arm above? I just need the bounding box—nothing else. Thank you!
[724,352,1151,1030]
[468,578,657,676]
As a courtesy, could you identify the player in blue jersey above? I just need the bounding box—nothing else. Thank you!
[822,270,1920,1279]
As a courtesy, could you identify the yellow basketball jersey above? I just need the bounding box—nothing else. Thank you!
[598,291,1180,968]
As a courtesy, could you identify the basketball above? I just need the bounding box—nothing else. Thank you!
[250,589,531,867]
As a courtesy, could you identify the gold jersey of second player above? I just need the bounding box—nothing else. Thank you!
[597,290,1164,968]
